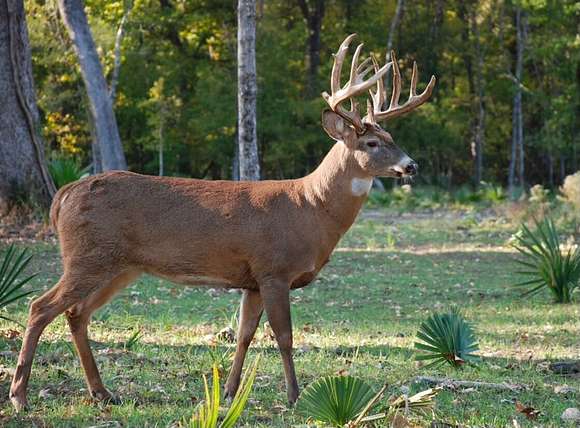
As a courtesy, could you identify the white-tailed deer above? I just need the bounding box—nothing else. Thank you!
[10,34,435,410]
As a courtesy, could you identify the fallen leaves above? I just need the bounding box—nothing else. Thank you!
[515,401,540,420]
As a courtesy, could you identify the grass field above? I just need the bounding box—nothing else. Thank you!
[0,208,578,427]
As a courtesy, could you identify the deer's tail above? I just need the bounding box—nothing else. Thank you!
[49,180,84,233]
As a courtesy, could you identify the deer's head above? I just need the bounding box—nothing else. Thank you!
[321,34,436,179]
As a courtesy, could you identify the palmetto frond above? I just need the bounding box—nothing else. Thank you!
[297,375,377,427]
[512,218,580,303]
[0,244,37,325]
[414,308,479,368]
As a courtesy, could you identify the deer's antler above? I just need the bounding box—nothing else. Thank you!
[322,34,391,133]
[363,50,436,124]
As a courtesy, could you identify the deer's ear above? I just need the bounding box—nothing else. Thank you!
[322,110,355,142]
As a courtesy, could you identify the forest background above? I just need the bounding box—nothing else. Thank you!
[26,0,580,190]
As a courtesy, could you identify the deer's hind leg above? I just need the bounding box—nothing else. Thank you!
[9,271,103,412]
[65,269,141,404]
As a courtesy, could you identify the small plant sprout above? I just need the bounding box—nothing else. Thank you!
[0,244,37,326]
[123,325,143,351]
[414,308,479,368]
[185,356,259,428]
[512,217,580,303]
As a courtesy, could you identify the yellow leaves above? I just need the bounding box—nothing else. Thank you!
[58,74,74,84]
[43,112,85,155]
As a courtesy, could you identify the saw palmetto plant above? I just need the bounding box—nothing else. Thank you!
[298,374,441,427]
[297,375,378,427]
[414,308,479,368]
[0,244,37,325]
[48,155,89,189]
[512,217,580,303]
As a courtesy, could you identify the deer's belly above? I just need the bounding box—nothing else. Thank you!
[155,273,232,287]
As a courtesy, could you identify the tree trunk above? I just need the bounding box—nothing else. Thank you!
[57,0,127,171]
[237,0,260,181]
[0,0,56,211]
[471,7,485,185]
[158,121,164,176]
[458,1,485,187]
[297,0,325,98]
[386,0,404,59]
[508,6,525,196]
[109,1,133,104]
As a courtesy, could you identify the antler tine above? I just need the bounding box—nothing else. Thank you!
[366,98,375,125]
[322,34,391,132]
[370,55,386,110]
[330,33,356,94]
[363,49,436,123]
[410,61,418,97]
[356,57,374,79]
[349,43,364,84]
[389,50,401,110]
[364,55,385,125]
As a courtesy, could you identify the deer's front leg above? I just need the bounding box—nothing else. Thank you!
[224,289,263,399]
[259,278,299,405]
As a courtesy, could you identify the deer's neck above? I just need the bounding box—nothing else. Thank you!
[303,141,371,233]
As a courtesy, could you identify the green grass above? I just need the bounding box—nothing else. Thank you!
[0,209,578,427]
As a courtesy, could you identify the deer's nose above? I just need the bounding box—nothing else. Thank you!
[405,161,418,176]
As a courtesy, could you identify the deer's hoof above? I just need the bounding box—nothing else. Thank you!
[91,389,120,405]
[10,394,28,413]
[287,387,299,407]
[223,383,238,403]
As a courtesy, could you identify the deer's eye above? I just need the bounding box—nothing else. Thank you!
[366,141,378,148]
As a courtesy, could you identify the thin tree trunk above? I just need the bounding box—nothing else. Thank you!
[517,13,528,187]
[88,111,102,174]
[547,153,554,189]
[237,0,260,181]
[158,121,164,176]
[509,7,525,196]
[109,1,132,104]
[472,7,485,185]
[382,0,404,190]
[297,0,325,98]
[0,0,56,210]
[58,0,127,171]
[386,0,404,60]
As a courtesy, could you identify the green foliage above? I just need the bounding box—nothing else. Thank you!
[415,308,479,368]
[297,375,377,427]
[512,217,580,303]
[123,325,143,351]
[0,245,37,325]
[25,0,579,185]
[185,357,259,428]
[48,155,89,189]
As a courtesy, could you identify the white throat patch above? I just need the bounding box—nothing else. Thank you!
[351,178,372,196]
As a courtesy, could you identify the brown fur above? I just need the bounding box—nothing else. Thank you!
[10,113,416,409]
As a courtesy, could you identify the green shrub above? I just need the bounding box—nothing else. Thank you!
[0,244,37,325]
[48,155,89,189]
[512,217,579,303]
[414,308,479,368]
[478,181,506,203]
